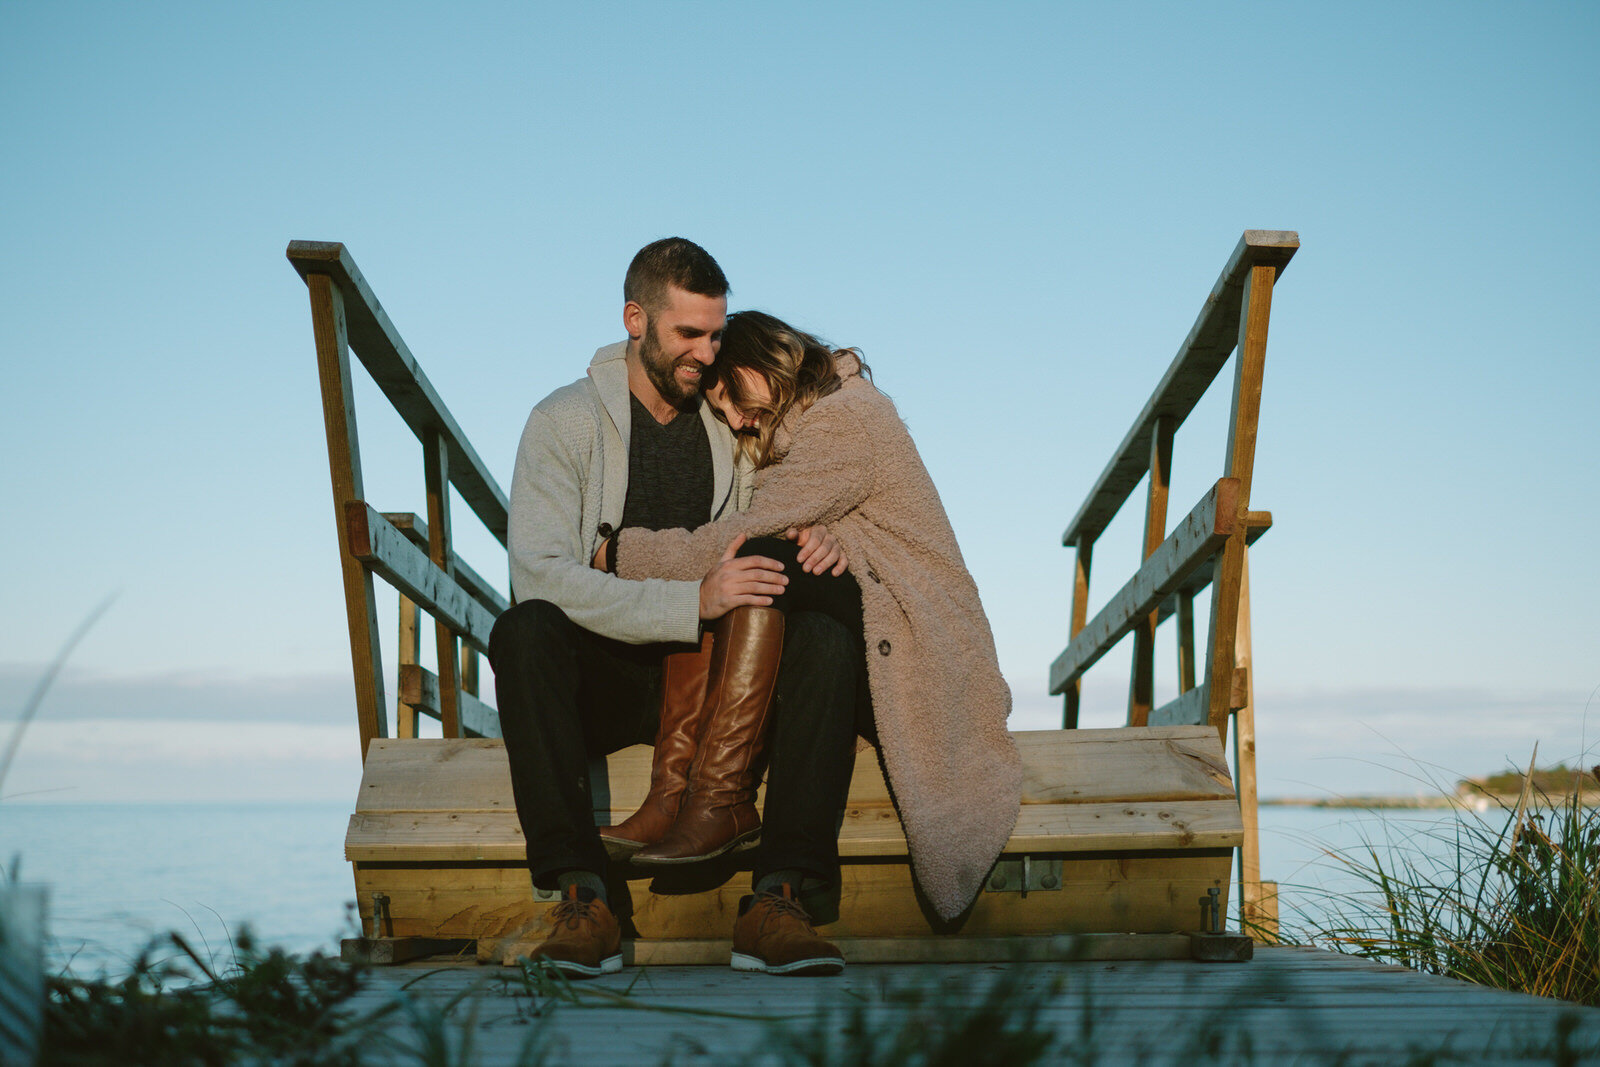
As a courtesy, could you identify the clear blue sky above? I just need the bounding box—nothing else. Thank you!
[2,1,1596,803]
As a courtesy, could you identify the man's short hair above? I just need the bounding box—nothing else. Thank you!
[624,237,729,314]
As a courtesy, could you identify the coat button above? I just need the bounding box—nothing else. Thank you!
[598,523,614,538]
[867,569,881,583]
[878,640,891,656]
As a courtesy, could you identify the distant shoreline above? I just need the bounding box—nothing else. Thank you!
[1262,795,1598,810]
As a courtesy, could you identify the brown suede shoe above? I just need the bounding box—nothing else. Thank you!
[731,885,845,976]
[507,886,622,978]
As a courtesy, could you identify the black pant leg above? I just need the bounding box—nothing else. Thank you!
[753,610,865,888]
[736,537,875,887]
[488,599,661,889]
[739,536,865,637]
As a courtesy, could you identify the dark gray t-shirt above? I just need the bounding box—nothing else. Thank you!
[621,394,714,533]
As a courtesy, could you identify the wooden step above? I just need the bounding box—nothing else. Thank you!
[345,726,1242,948]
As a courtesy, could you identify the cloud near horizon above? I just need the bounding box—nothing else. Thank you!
[4,665,1595,804]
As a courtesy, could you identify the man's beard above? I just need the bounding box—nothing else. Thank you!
[639,318,701,409]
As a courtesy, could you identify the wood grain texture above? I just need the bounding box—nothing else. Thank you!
[422,428,460,738]
[1202,264,1276,739]
[1233,552,1267,933]
[398,665,501,739]
[1176,591,1197,693]
[396,595,420,739]
[345,503,497,652]
[1062,538,1093,728]
[307,273,387,756]
[286,241,509,544]
[338,947,1600,1063]
[1153,512,1272,627]
[1128,415,1176,726]
[344,799,1242,862]
[350,728,1235,815]
[1148,683,1209,728]
[1060,232,1296,548]
[619,934,1195,965]
[381,513,508,617]
[354,851,1232,940]
[1050,479,1239,694]
[344,728,1240,941]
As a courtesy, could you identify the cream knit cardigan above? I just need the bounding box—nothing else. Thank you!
[616,356,1022,920]
[507,342,748,644]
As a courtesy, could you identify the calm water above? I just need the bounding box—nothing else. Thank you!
[3,803,354,976]
[2,802,1508,977]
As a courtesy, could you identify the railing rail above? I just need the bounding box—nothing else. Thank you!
[1049,229,1298,932]
[1060,232,1297,550]
[288,241,506,754]
[287,241,509,545]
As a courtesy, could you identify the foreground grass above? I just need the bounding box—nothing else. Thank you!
[40,935,1600,1066]
[1298,759,1600,1007]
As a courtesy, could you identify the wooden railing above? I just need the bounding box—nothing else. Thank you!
[287,241,507,755]
[1049,229,1298,927]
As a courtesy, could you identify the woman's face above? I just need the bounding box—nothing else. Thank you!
[705,366,771,433]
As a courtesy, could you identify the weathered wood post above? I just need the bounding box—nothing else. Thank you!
[1049,231,1298,940]
[0,882,47,1067]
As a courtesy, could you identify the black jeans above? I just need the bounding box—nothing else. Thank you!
[488,539,870,892]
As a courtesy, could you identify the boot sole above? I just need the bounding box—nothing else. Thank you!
[597,834,646,861]
[730,951,844,977]
[540,953,623,978]
[629,831,760,866]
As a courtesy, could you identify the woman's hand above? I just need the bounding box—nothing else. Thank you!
[699,533,788,619]
[590,540,609,571]
[787,525,848,576]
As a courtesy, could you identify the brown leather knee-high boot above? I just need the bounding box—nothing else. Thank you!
[597,632,714,859]
[632,607,784,865]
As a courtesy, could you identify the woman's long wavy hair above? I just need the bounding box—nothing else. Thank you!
[710,310,871,468]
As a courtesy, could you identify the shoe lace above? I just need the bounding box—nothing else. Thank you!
[755,889,815,931]
[548,897,597,930]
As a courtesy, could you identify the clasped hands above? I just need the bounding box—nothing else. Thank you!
[589,526,847,621]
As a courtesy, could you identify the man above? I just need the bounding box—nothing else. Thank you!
[488,238,863,978]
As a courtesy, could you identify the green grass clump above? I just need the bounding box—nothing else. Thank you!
[44,927,375,1066]
[1305,761,1600,1006]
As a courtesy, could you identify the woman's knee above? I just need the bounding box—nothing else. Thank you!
[737,535,797,564]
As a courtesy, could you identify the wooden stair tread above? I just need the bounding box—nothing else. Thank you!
[345,797,1241,861]
[345,726,1243,863]
[352,725,1236,812]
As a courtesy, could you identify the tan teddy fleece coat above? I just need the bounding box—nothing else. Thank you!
[616,356,1022,920]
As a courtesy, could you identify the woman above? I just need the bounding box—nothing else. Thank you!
[605,310,1021,922]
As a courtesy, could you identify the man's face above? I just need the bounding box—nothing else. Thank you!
[637,286,727,408]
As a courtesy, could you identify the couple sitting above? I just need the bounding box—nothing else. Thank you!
[488,238,1022,978]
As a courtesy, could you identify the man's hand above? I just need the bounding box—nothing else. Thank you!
[787,525,848,576]
[700,533,787,620]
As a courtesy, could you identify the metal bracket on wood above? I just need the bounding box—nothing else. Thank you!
[1190,886,1253,962]
[984,856,1062,896]
[344,892,473,965]
[368,892,391,938]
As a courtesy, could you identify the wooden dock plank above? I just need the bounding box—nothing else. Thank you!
[339,947,1600,1066]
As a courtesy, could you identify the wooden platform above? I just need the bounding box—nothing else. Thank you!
[340,948,1600,1065]
[345,726,1244,958]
